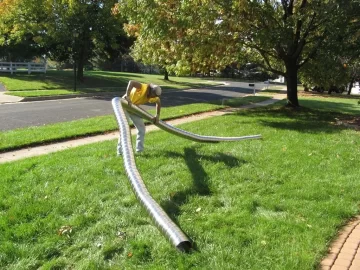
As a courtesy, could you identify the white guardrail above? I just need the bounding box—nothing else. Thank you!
[0,62,47,74]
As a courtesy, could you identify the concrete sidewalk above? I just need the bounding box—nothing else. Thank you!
[0,91,23,104]
[0,83,24,104]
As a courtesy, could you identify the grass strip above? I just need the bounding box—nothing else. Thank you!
[0,103,359,269]
[300,96,360,114]
[0,96,271,152]
[0,70,220,97]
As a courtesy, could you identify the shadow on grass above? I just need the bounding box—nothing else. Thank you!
[301,91,360,100]
[2,71,219,92]
[2,72,70,90]
[157,150,240,221]
[156,146,244,251]
[234,103,357,134]
[2,70,131,91]
[300,99,360,115]
[88,71,143,78]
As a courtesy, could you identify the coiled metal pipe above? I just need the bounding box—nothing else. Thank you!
[112,97,262,252]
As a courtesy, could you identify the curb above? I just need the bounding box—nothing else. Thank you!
[0,91,24,104]
[20,91,122,102]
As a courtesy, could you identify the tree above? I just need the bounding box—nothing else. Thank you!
[127,30,174,80]
[117,0,359,107]
[345,61,360,95]
[299,0,360,95]
[299,46,350,94]
[0,0,130,80]
[0,0,47,61]
[117,0,233,80]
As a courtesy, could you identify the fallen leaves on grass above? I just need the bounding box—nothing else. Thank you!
[58,225,73,237]
[335,117,360,130]
[117,231,127,240]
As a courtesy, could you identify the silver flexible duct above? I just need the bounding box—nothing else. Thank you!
[112,96,262,252]
[112,97,191,252]
[118,98,262,142]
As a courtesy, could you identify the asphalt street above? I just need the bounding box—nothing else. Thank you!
[0,81,267,131]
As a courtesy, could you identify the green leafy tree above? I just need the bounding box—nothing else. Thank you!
[345,61,360,95]
[128,32,174,80]
[117,0,233,79]
[0,0,129,80]
[299,1,360,95]
[118,0,359,107]
[337,11,360,95]
[0,0,47,61]
[299,46,350,93]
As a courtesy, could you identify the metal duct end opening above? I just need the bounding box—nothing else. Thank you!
[176,241,192,253]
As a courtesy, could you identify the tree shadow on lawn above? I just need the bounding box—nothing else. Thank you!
[299,99,360,115]
[159,146,245,221]
[235,104,356,134]
[155,146,244,251]
[1,72,70,90]
[88,71,143,78]
[3,70,131,91]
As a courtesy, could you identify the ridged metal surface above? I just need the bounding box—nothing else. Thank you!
[118,98,262,142]
[112,97,191,252]
[112,97,262,252]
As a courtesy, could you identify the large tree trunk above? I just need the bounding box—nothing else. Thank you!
[164,69,169,80]
[76,30,90,82]
[77,58,84,82]
[77,44,85,82]
[347,77,355,95]
[285,61,299,107]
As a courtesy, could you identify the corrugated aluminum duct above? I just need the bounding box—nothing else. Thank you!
[112,97,261,252]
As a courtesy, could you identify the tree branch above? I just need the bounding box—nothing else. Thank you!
[248,44,286,76]
[297,36,324,69]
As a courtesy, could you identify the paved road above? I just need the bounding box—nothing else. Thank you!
[0,81,267,131]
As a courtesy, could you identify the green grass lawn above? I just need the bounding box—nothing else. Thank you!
[0,97,359,269]
[0,96,270,152]
[0,70,221,97]
[300,96,360,114]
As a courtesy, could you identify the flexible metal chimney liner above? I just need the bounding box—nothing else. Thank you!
[111,97,261,252]
[119,98,262,142]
